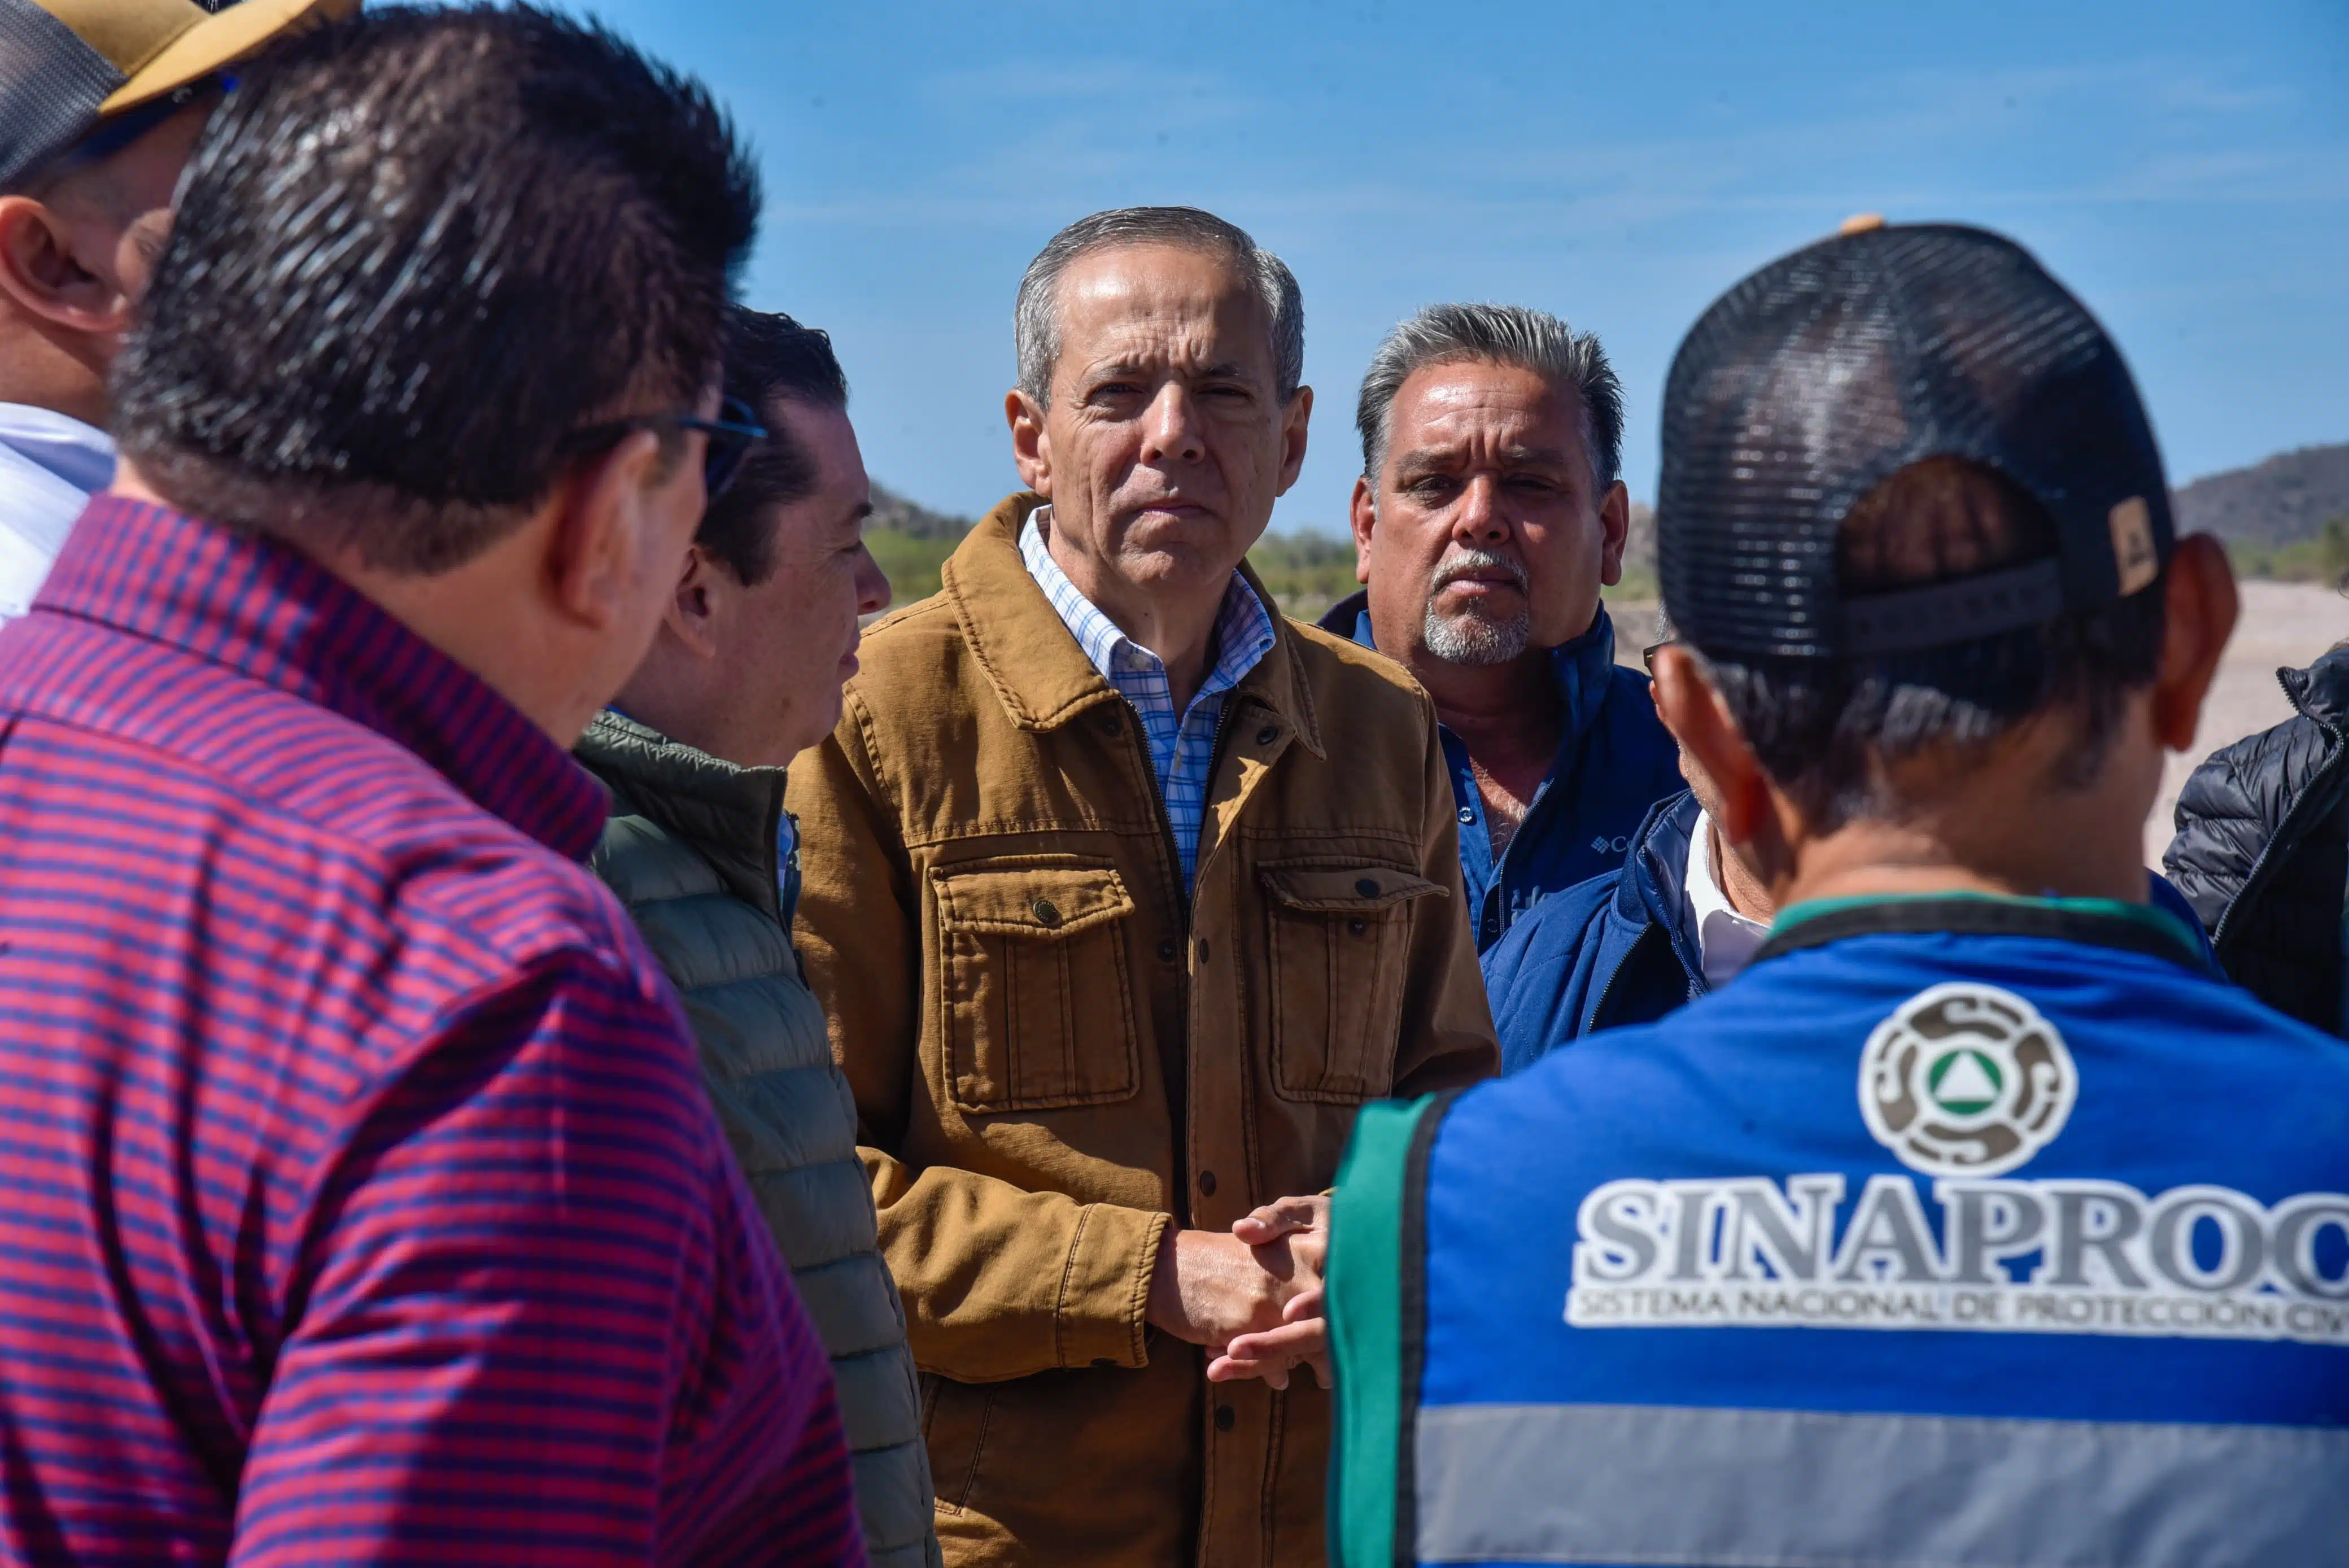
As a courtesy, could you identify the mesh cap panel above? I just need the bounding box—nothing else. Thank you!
[1656,223,2173,661]
[0,0,126,191]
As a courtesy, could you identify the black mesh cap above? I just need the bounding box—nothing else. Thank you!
[1656,221,2173,661]
[0,0,129,191]
[0,0,347,194]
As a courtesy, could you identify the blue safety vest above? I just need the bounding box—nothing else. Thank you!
[1329,894,2349,1567]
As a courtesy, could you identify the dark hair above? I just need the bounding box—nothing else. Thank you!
[112,5,760,575]
[1699,457,2167,830]
[696,305,850,586]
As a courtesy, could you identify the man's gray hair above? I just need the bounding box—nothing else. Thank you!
[1014,206,1304,407]
[1356,303,1624,491]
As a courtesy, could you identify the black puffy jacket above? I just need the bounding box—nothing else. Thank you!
[2164,645,2349,1034]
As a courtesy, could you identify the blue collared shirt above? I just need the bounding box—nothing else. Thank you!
[1322,589,1683,951]
[0,403,114,624]
[1022,509,1277,888]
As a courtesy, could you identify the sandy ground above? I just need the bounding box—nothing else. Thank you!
[1608,583,2347,870]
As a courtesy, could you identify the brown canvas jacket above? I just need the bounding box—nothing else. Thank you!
[787,493,1498,1568]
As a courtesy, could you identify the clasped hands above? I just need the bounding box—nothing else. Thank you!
[1143,1195,1330,1390]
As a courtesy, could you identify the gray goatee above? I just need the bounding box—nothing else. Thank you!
[1421,546,1531,666]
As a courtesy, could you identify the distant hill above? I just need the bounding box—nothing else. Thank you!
[1621,502,1657,575]
[2171,442,2349,583]
[869,482,971,541]
[2176,443,2349,548]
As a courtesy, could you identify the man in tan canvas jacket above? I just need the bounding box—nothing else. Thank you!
[787,206,1500,1568]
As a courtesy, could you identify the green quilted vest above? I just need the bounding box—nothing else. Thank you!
[579,711,939,1568]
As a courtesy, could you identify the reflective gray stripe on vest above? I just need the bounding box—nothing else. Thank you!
[1414,1402,2349,1566]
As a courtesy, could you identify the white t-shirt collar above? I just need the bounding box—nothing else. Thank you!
[1682,807,1770,990]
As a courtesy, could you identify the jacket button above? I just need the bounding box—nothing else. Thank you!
[1198,1170,1217,1196]
[1100,713,1123,737]
[1032,898,1063,927]
[1347,918,1368,937]
[1355,877,1379,898]
[1255,724,1280,745]
[1213,1404,1236,1432]
[1197,940,1210,964]
[1459,806,1475,824]
[1156,939,1178,963]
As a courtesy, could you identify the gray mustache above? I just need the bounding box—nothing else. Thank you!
[1431,548,1530,595]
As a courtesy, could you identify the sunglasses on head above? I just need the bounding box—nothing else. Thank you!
[562,395,768,499]
[1641,637,1680,676]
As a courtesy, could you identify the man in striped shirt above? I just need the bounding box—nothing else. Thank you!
[0,10,861,1565]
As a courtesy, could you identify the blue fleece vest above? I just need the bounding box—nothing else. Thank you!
[1330,895,2349,1567]
[1320,592,1682,951]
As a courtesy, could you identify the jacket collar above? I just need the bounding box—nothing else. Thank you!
[1320,585,1621,756]
[2284,644,2349,736]
[1616,789,1705,974]
[1617,789,1699,919]
[34,495,605,861]
[942,492,1326,758]
[575,710,791,923]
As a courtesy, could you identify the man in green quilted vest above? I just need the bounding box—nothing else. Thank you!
[577,308,925,1565]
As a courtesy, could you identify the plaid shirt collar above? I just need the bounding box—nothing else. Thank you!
[29,496,607,860]
[1018,506,1276,706]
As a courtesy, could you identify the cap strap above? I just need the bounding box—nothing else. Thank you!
[1840,557,2064,656]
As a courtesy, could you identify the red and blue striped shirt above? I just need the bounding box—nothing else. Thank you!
[0,497,865,1566]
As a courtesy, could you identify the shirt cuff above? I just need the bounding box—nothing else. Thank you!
[1055,1202,1171,1369]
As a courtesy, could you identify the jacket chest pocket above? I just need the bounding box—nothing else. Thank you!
[932,855,1141,1113]
[1259,863,1444,1103]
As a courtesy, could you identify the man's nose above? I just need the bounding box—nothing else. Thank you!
[1452,475,1510,544]
[854,544,892,616]
[1138,383,1206,465]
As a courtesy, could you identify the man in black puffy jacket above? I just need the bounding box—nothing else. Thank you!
[2165,644,2349,1034]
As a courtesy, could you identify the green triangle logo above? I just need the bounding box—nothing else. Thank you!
[1928,1048,2003,1114]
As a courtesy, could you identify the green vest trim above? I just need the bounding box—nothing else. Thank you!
[1759,891,2212,975]
[1328,1091,1457,1568]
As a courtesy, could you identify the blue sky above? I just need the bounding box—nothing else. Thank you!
[571,0,2346,534]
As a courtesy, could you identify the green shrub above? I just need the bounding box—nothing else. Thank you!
[2228,517,2349,585]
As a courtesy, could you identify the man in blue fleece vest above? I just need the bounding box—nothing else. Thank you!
[1315,221,2349,1566]
[1319,304,1680,952]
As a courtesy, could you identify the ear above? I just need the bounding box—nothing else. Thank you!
[2150,534,2239,753]
[1278,385,1315,495]
[0,195,121,336]
[1348,475,1377,586]
[1272,385,1313,497]
[659,543,726,662]
[1651,644,1798,894]
[542,429,678,632]
[1007,388,1051,496]
[1596,479,1630,588]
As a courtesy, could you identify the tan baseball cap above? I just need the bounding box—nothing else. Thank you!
[1,0,356,190]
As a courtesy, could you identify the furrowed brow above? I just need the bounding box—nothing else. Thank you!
[1497,444,1575,469]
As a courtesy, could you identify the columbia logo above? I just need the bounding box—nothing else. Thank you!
[1592,835,1631,855]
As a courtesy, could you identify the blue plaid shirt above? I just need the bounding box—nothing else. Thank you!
[1021,510,1277,888]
